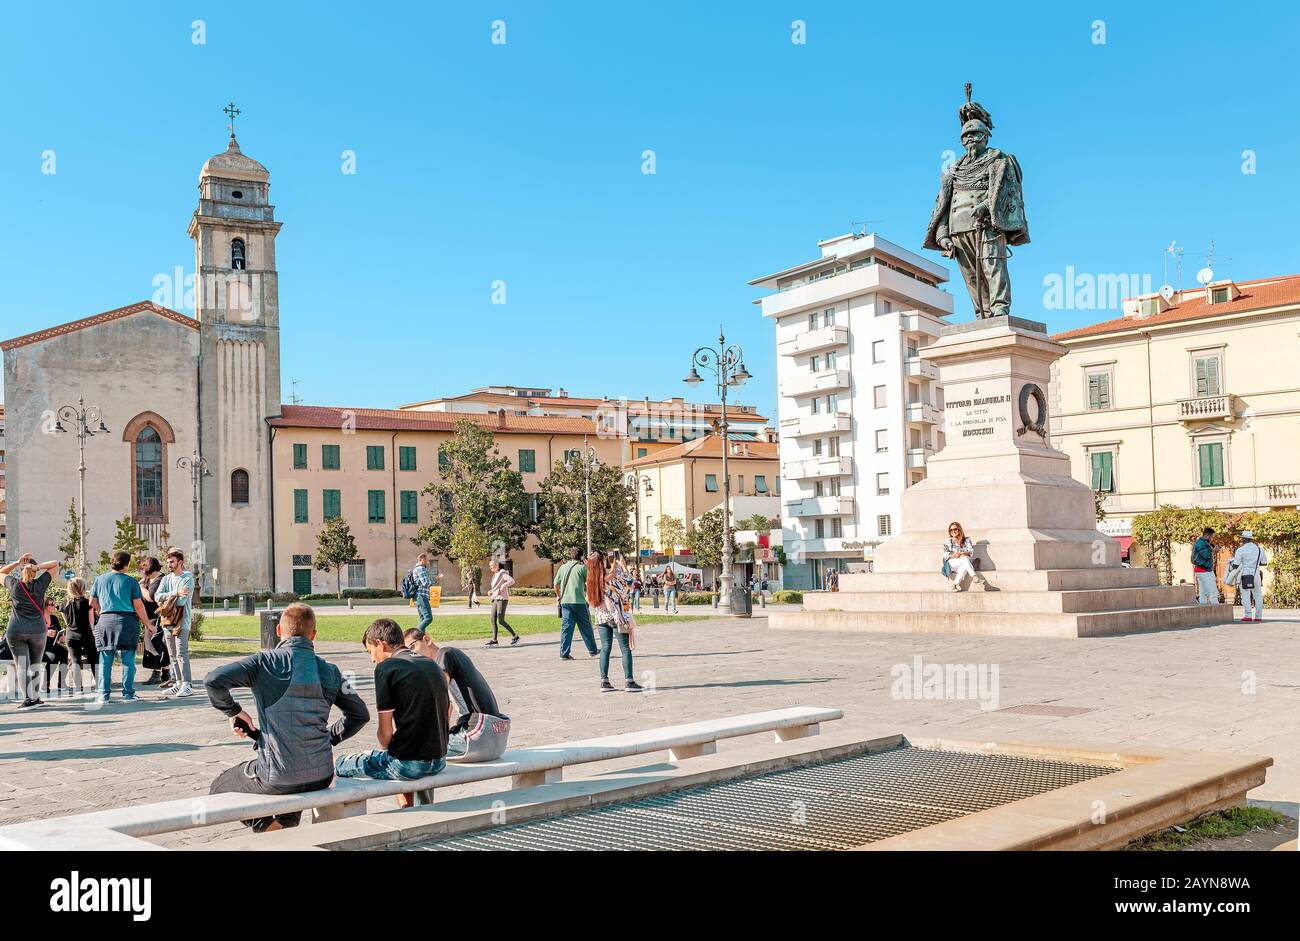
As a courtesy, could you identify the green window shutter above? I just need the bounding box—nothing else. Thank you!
[323,489,341,520]
[366,446,385,471]
[293,489,308,523]
[1090,452,1113,492]
[438,448,449,470]
[705,474,718,492]
[368,490,386,523]
[1087,373,1110,410]
[1198,443,1224,487]
[518,449,536,473]
[293,443,307,469]
[322,445,340,470]
[400,490,418,524]
[399,446,417,471]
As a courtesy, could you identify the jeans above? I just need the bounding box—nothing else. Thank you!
[1195,570,1218,605]
[415,594,433,634]
[98,648,137,700]
[631,589,641,611]
[163,626,192,684]
[209,759,333,832]
[490,599,517,640]
[559,603,597,657]
[665,588,678,613]
[598,623,633,682]
[335,750,446,780]
[7,633,45,701]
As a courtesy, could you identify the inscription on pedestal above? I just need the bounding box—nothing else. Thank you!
[944,393,1011,439]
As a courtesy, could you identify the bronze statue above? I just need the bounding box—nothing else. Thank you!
[923,84,1029,318]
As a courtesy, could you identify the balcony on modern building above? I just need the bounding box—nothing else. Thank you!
[777,325,849,357]
[904,402,942,426]
[779,368,851,399]
[903,356,939,380]
[760,261,954,320]
[1176,393,1236,423]
[900,310,948,339]
[906,446,935,469]
[782,455,853,480]
[785,495,856,518]
[780,412,852,439]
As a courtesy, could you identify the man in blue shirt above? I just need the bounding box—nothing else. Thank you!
[412,553,438,635]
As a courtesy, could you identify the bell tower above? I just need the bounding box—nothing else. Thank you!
[188,104,282,593]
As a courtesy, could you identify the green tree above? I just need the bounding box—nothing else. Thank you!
[58,500,82,564]
[449,518,491,597]
[315,516,359,598]
[415,419,532,574]
[686,508,738,570]
[656,515,687,555]
[536,458,633,562]
[96,517,150,571]
[739,513,774,535]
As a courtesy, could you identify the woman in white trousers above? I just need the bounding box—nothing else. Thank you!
[943,522,977,591]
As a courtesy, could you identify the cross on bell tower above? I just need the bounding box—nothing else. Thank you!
[223,101,241,140]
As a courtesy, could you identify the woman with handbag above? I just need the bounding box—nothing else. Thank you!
[942,522,978,592]
[590,550,641,693]
[138,556,171,687]
[1,552,60,708]
[485,559,519,647]
[61,578,98,694]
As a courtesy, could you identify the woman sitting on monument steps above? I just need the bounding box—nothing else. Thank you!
[942,522,978,592]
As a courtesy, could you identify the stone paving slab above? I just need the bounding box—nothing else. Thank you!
[0,610,1295,848]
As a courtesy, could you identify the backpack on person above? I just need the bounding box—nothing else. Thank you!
[400,570,417,600]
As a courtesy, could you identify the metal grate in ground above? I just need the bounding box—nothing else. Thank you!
[402,746,1118,851]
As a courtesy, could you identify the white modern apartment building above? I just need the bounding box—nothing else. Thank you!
[751,233,954,589]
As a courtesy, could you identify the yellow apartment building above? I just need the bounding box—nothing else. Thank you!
[268,405,624,594]
[1050,273,1300,576]
[624,435,781,554]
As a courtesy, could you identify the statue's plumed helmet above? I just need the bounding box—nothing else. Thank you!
[960,118,990,138]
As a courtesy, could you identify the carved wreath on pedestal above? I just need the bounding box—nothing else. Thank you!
[1017,383,1048,439]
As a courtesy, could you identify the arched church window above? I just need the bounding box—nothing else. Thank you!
[231,238,246,270]
[231,469,250,506]
[134,427,164,522]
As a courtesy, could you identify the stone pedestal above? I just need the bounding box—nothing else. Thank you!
[771,316,1232,638]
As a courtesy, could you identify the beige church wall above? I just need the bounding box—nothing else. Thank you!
[269,425,623,595]
[2,312,200,567]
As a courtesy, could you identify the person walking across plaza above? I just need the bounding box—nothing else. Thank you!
[485,559,519,647]
[89,551,155,704]
[41,598,72,696]
[943,522,978,592]
[591,550,641,693]
[410,553,438,635]
[156,547,196,698]
[662,563,679,614]
[206,603,370,832]
[60,577,98,694]
[1,553,60,708]
[554,546,597,660]
[1229,530,1269,623]
[1192,527,1218,605]
[630,569,643,612]
[336,618,449,807]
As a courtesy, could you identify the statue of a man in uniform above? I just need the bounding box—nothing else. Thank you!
[923,84,1029,318]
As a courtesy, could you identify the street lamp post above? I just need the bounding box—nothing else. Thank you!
[176,451,211,578]
[627,473,654,566]
[685,326,752,615]
[567,445,600,557]
[53,397,109,577]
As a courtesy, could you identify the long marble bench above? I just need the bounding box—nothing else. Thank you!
[0,706,842,850]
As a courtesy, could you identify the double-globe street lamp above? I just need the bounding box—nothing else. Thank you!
[684,327,752,616]
[53,397,109,577]
[566,445,600,557]
[176,451,211,579]
[627,473,654,565]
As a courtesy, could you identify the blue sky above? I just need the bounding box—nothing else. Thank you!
[2,0,1296,419]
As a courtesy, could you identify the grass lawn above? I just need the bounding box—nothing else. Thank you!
[1126,806,1287,850]
[200,611,705,645]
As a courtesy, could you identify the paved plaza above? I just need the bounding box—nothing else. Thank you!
[0,611,1296,848]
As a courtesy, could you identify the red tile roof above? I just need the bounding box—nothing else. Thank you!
[402,391,769,423]
[1052,275,1300,342]
[626,435,779,468]
[1,300,198,351]
[270,404,618,437]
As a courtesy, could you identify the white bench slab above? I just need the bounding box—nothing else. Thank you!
[0,706,841,850]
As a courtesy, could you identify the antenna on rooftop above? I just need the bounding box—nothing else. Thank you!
[290,379,302,405]
[1162,240,1184,293]
[851,218,884,237]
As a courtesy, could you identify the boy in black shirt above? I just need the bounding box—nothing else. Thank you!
[336,619,449,805]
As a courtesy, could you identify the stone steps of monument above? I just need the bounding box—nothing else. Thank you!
[801,584,1196,614]
[836,567,1160,594]
[768,602,1233,639]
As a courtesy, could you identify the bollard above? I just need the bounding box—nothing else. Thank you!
[223,598,230,610]
[347,597,354,609]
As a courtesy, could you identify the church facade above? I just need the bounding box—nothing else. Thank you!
[2,133,280,593]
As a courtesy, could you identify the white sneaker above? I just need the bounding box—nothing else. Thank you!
[176,683,194,697]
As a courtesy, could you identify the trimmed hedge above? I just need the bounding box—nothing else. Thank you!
[679,591,715,605]
[510,587,556,598]
[770,590,803,604]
